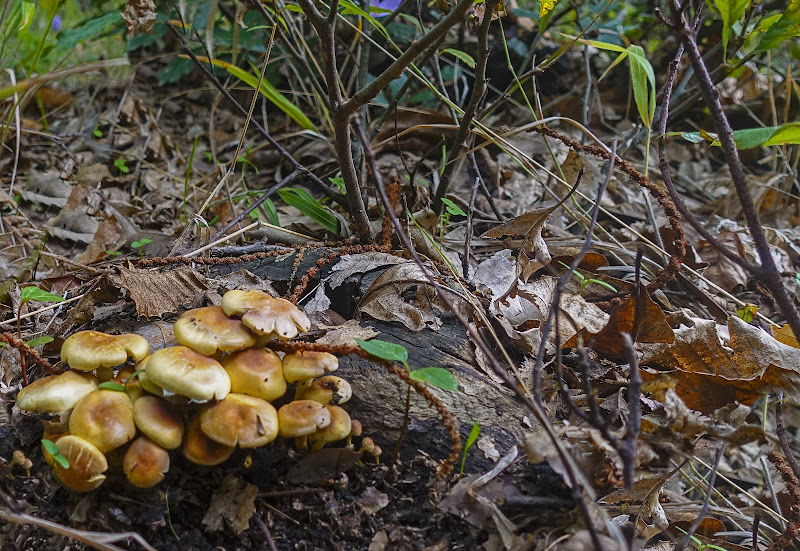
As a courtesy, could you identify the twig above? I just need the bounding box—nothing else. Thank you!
[433,0,500,210]
[676,444,725,551]
[659,0,800,340]
[775,393,800,481]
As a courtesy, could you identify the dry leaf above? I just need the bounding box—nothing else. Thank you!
[107,267,208,318]
[202,474,257,534]
[483,179,580,283]
[641,316,800,413]
[121,0,157,37]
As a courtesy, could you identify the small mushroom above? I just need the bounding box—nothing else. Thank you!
[174,306,257,356]
[133,396,184,450]
[308,405,352,450]
[61,331,149,375]
[53,435,108,492]
[16,371,99,414]
[222,348,286,402]
[145,346,230,402]
[182,415,235,466]
[282,351,339,384]
[69,389,136,453]
[199,393,279,448]
[124,437,170,488]
[112,367,144,402]
[221,289,311,340]
[277,400,331,439]
[297,375,352,405]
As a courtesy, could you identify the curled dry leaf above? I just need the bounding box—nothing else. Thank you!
[641,316,800,413]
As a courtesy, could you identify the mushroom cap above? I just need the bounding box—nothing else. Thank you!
[309,405,352,450]
[182,415,235,466]
[61,331,149,372]
[282,351,339,383]
[222,348,287,402]
[17,371,99,413]
[277,400,331,438]
[53,435,108,492]
[123,437,170,488]
[200,393,279,448]
[133,396,184,450]
[69,389,136,453]
[298,375,352,405]
[145,346,230,402]
[174,306,257,356]
[221,290,311,340]
[113,367,144,402]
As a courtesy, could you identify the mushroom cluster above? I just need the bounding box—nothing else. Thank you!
[16,290,365,492]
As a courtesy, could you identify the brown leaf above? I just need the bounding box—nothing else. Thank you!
[106,267,208,318]
[482,179,581,283]
[202,474,257,534]
[641,316,800,413]
[564,289,673,357]
[286,448,362,484]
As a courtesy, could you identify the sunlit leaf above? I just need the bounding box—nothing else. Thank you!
[356,338,408,364]
[754,0,800,53]
[25,336,53,348]
[441,48,476,68]
[409,367,458,391]
[20,286,64,304]
[713,0,748,57]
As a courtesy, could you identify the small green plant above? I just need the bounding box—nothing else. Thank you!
[328,175,346,194]
[42,439,69,469]
[93,126,102,138]
[278,187,339,235]
[736,303,758,323]
[98,369,143,396]
[113,157,130,174]
[558,261,618,295]
[130,238,152,259]
[674,527,729,551]
[439,197,466,239]
[460,422,480,477]
[18,286,64,384]
[105,249,121,257]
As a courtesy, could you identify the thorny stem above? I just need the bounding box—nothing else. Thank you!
[353,124,617,549]
[433,0,500,211]
[662,1,800,341]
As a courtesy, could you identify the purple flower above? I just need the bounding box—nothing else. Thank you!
[371,0,402,15]
[50,15,61,33]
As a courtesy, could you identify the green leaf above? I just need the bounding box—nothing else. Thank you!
[263,198,280,226]
[441,197,466,217]
[675,123,800,150]
[283,3,305,13]
[98,381,126,392]
[460,422,481,476]
[409,367,458,391]
[339,0,389,41]
[713,0,748,57]
[764,122,800,147]
[356,338,408,364]
[192,56,317,131]
[25,336,53,348]
[57,11,123,51]
[754,0,800,53]
[441,48,476,68]
[626,45,655,126]
[19,2,35,32]
[277,188,339,234]
[20,286,64,304]
[53,454,69,469]
[41,439,59,456]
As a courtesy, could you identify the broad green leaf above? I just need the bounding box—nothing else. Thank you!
[263,198,280,226]
[409,367,458,391]
[627,45,655,126]
[441,197,466,216]
[283,4,305,13]
[733,126,777,149]
[713,0,749,57]
[53,454,69,469]
[441,48,476,69]
[764,122,800,146]
[356,338,408,364]
[20,286,65,304]
[277,188,339,234]
[19,2,35,32]
[41,439,59,456]
[57,11,123,51]
[25,336,53,348]
[193,56,317,131]
[754,0,800,53]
